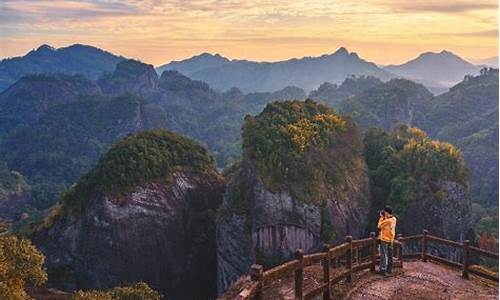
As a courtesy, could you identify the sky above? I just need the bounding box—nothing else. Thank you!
[0,0,498,66]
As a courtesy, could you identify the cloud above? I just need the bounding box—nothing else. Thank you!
[385,0,498,13]
[452,29,499,37]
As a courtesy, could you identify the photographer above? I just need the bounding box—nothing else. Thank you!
[377,206,397,276]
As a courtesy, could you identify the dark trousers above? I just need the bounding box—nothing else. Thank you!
[379,241,393,273]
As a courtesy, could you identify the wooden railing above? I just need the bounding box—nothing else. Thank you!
[400,229,499,282]
[234,230,498,300]
[242,232,404,300]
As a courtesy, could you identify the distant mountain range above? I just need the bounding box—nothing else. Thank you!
[0,44,124,92]
[0,44,488,95]
[468,56,499,68]
[384,50,484,93]
[157,47,393,93]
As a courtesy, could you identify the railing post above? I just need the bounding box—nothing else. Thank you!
[295,249,304,300]
[250,264,264,300]
[322,244,331,300]
[462,240,470,279]
[422,230,428,262]
[370,232,377,272]
[397,233,404,268]
[346,235,353,283]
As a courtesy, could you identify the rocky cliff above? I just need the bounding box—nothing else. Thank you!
[0,169,33,221]
[32,130,224,299]
[216,100,370,293]
[98,59,158,97]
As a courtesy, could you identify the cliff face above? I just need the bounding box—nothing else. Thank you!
[0,170,33,221]
[98,59,158,97]
[32,130,225,299]
[216,100,370,293]
[217,165,370,294]
[397,180,472,241]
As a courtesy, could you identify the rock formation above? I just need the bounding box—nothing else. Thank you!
[216,100,370,293]
[98,59,158,97]
[0,169,33,221]
[32,130,224,299]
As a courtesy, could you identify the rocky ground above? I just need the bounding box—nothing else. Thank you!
[220,260,498,300]
[344,261,498,300]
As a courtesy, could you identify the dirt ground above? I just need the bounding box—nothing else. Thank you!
[344,261,498,300]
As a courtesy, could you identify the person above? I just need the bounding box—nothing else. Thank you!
[378,205,397,276]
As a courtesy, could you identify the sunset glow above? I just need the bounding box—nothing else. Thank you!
[1,0,498,65]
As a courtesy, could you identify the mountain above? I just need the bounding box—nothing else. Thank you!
[158,47,393,93]
[0,74,101,134]
[309,75,383,108]
[0,44,124,92]
[98,59,159,96]
[422,68,499,208]
[31,130,225,299]
[338,79,434,130]
[469,56,498,68]
[217,100,370,292]
[0,60,305,213]
[327,68,498,209]
[384,50,482,92]
[157,53,230,75]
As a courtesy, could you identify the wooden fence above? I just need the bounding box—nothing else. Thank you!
[235,230,498,300]
[400,229,499,282]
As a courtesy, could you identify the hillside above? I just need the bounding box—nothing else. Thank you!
[0,92,166,210]
[0,44,124,92]
[309,76,383,108]
[158,47,393,93]
[0,61,305,217]
[313,71,498,210]
[423,68,499,208]
[337,79,433,130]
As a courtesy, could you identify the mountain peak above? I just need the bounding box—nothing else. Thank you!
[36,44,56,52]
[333,47,349,56]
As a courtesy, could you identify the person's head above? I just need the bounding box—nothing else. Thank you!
[383,205,393,217]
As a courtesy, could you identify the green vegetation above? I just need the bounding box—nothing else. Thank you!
[242,99,349,205]
[63,129,216,214]
[74,282,162,300]
[338,79,433,130]
[0,223,47,300]
[424,68,499,208]
[0,93,145,210]
[363,124,469,216]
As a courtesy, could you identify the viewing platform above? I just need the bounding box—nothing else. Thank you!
[220,230,499,300]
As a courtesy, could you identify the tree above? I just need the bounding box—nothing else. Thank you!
[0,225,47,300]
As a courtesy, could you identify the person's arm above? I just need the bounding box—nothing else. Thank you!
[377,216,386,229]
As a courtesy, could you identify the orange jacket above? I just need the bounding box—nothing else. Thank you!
[378,215,397,243]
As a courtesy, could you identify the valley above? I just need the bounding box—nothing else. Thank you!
[0,44,497,299]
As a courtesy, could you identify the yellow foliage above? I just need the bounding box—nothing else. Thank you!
[0,234,47,300]
[285,113,346,153]
[74,282,162,300]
